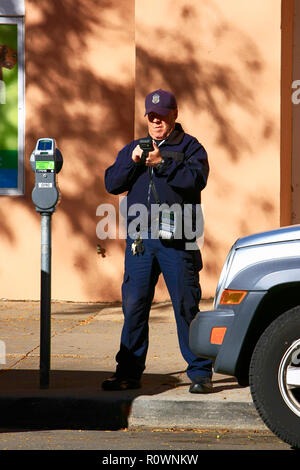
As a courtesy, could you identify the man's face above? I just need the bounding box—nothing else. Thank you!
[147,109,178,140]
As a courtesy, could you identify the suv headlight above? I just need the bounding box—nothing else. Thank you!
[213,244,236,308]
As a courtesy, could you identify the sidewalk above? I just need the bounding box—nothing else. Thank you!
[0,299,267,431]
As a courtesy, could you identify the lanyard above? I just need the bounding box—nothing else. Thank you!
[147,139,165,207]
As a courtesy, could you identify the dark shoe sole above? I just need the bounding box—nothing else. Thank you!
[102,378,141,391]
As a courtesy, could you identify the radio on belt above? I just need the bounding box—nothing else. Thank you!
[30,138,63,213]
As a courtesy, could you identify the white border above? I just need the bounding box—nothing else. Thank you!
[0,0,25,17]
[0,16,25,196]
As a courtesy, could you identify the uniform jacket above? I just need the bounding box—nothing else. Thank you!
[105,123,209,228]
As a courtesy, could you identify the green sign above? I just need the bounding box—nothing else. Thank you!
[36,161,55,170]
[0,23,18,189]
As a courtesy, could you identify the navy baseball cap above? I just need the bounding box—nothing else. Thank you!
[144,89,177,116]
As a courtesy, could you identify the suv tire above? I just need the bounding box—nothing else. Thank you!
[249,307,300,449]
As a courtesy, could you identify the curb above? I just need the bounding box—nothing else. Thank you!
[129,395,267,430]
[0,388,267,431]
[0,391,131,430]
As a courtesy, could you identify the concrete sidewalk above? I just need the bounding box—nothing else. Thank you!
[0,300,267,431]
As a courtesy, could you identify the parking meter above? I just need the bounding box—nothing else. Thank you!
[30,138,63,213]
[30,138,63,389]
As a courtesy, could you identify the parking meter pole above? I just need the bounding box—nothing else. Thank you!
[30,138,63,390]
[40,212,52,389]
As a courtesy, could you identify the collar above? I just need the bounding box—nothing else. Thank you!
[165,122,185,145]
[148,122,185,146]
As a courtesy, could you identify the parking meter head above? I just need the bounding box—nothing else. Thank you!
[30,138,63,212]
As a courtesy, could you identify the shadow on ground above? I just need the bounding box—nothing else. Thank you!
[0,369,246,431]
[211,376,246,393]
[0,369,181,431]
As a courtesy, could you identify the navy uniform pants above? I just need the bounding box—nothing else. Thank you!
[115,236,212,381]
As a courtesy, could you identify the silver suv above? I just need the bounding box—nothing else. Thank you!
[189,225,300,449]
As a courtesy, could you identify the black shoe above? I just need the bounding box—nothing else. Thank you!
[102,375,141,391]
[189,376,213,394]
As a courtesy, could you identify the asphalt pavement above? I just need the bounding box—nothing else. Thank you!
[0,299,268,432]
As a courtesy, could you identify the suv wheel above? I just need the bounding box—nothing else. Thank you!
[249,307,300,449]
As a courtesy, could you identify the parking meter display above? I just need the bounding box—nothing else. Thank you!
[35,161,55,171]
[38,140,53,151]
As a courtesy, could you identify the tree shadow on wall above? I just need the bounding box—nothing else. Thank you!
[135,2,277,161]
[23,0,135,298]
[1,0,277,298]
[135,2,278,281]
[136,47,256,162]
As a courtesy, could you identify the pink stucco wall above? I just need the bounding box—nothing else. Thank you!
[0,0,281,301]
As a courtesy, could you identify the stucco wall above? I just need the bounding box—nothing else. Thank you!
[0,0,281,301]
[292,0,300,223]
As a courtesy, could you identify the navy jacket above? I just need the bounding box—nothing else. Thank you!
[105,123,209,237]
[105,123,209,226]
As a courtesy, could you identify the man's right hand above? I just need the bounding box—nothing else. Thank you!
[132,145,143,164]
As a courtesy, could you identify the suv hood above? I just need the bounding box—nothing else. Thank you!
[234,224,300,249]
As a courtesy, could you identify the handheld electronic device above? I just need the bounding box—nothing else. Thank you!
[139,137,154,164]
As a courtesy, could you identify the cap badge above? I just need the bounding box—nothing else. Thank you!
[152,93,160,104]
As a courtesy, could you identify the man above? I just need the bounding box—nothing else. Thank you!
[103,89,212,393]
